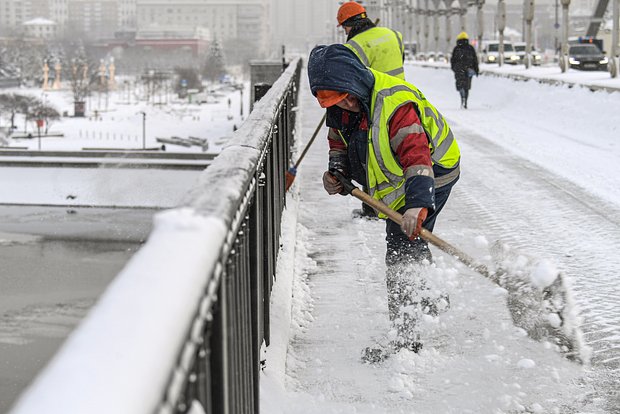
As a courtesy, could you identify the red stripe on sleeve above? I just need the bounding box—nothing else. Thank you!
[388,103,432,171]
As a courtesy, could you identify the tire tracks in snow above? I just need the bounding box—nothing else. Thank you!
[439,125,620,412]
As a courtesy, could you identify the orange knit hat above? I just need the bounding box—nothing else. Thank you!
[316,90,348,108]
[337,1,366,26]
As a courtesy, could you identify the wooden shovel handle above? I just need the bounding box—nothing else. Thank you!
[334,174,492,278]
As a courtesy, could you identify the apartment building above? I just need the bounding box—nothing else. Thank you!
[136,0,270,57]
[66,0,118,38]
[0,0,135,38]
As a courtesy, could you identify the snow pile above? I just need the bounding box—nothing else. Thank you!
[530,259,559,289]
[489,242,590,363]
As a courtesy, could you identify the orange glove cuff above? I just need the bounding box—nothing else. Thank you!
[414,207,428,238]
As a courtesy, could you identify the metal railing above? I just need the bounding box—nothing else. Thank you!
[10,57,301,414]
[162,58,301,414]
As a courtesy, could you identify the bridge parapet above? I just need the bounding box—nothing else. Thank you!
[9,58,302,414]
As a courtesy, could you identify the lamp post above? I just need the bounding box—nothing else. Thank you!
[432,0,441,53]
[497,0,506,66]
[139,111,146,149]
[559,0,570,72]
[476,0,485,57]
[458,0,468,32]
[523,0,535,69]
[424,0,431,53]
[554,0,559,53]
[415,0,422,53]
[444,0,453,54]
[610,0,619,78]
[36,119,44,151]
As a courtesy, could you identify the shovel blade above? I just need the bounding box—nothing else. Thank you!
[491,242,589,364]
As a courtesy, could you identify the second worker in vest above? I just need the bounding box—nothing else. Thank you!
[337,1,406,80]
[308,44,461,359]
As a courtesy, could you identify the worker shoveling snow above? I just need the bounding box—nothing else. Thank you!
[334,171,589,365]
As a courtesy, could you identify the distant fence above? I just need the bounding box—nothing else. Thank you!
[10,57,301,414]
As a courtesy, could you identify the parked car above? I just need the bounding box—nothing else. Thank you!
[427,51,447,63]
[513,42,542,66]
[568,44,608,71]
[482,41,520,64]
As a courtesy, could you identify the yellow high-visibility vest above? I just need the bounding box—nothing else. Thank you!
[345,27,406,80]
[366,69,461,215]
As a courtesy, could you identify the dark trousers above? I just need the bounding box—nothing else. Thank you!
[383,180,457,346]
[384,181,456,266]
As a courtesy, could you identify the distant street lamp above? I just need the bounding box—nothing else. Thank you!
[523,0,535,69]
[559,0,570,72]
[36,119,44,151]
[554,0,560,53]
[610,0,619,78]
[497,0,507,66]
[139,111,146,149]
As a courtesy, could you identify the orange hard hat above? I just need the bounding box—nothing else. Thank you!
[316,90,348,108]
[337,1,367,26]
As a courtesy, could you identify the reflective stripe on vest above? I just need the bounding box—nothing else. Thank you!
[366,69,460,212]
[345,27,405,80]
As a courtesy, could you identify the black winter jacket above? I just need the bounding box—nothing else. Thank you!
[450,39,479,90]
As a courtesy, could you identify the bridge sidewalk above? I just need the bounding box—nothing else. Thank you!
[260,64,587,413]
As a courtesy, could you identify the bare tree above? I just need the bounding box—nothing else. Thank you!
[32,103,60,134]
[0,93,39,132]
[68,47,96,115]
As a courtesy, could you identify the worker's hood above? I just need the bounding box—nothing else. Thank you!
[307,44,374,115]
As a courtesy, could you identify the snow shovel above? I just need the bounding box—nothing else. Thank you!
[330,170,587,364]
[285,114,326,192]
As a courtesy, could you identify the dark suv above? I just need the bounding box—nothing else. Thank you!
[568,44,608,70]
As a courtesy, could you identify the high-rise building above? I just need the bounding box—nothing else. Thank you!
[0,0,122,38]
[0,0,28,33]
[135,0,270,58]
[49,0,69,26]
[117,0,136,29]
[66,0,119,39]
[269,0,339,53]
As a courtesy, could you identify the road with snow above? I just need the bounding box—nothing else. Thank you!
[261,64,620,413]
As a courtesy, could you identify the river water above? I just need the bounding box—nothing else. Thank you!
[0,205,154,413]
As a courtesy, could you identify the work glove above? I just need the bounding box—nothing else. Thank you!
[328,155,350,178]
[401,207,428,239]
[322,170,344,195]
